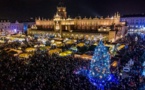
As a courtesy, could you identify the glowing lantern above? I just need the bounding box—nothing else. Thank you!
[112,61,118,67]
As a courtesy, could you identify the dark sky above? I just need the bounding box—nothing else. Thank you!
[0,0,145,20]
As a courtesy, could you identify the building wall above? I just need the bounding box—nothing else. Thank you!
[35,14,125,32]
[28,29,109,40]
[10,21,24,33]
[121,17,145,31]
[0,20,35,34]
[24,22,35,32]
[0,20,10,31]
[35,6,125,32]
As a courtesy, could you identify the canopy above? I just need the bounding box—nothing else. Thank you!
[70,47,77,51]
[65,40,75,45]
[6,49,22,56]
[34,44,45,48]
[25,48,36,52]
[77,43,85,47]
[51,42,63,47]
[48,48,62,55]
[59,50,72,57]
[45,46,51,50]
[117,45,125,50]
[74,54,92,60]
[19,53,30,58]
[6,49,22,54]
[0,40,4,43]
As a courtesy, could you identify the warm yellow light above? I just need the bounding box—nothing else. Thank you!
[112,61,118,67]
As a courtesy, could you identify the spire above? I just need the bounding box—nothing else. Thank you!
[116,12,118,17]
[107,15,109,18]
[15,20,19,24]
[55,12,60,17]
[114,13,117,18]
[79,16,81,19]
[58,0,65,7]
[117,12,120,18]
[89,16,92,19]
[38,16,41,20]
[95,16,98,18]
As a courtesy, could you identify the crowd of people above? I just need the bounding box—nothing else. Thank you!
[116,33,145,90]
[0,33,145,90]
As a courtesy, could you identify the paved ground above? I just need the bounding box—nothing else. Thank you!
[122,72,129,79]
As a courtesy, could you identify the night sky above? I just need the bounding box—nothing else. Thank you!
[0,0,144,20]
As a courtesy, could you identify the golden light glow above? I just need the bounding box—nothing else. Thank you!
[111,61,118,67]
[59,50,72,57]
[19,53,30,58]
[25,48,36,52]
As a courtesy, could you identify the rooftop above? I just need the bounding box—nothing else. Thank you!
[121,14,145,18]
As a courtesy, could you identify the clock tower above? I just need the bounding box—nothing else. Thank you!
[57,0,67,19]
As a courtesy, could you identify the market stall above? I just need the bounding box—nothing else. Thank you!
[77,43,85,47]
[19,53,30,58]
[59,50,73,57]
[51,41,63,47]
[48,48,62,55]
[74,54,92,60]
[65,40,75,45]
[25,48,36,52]
[117,45,125,50]
[6,49,22,56]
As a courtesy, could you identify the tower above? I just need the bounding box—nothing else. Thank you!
[53,13,62,37]
[57,0,67,19]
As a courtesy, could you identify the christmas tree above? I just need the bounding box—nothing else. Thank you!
[74,39,118,90]
[89,40,111,81]
[142,61,145,76]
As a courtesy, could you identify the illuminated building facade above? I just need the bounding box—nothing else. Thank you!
[0,20,10,32]
[10,21,24,33]
[29,6,127,41]
[121,14,145,32]
[35,6,125,32]
[0,19,34,35]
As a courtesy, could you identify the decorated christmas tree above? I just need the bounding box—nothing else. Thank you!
[74,38,118,90]
[74,39,118,90]
[89,40,111,81]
